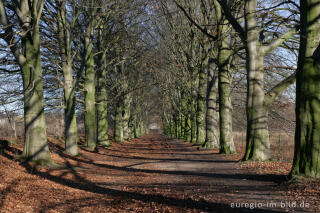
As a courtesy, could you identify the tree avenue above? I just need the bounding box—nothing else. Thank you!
[0,0,319,182]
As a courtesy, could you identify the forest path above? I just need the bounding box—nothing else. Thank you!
[103,134,295,213]
[0,134,310,212]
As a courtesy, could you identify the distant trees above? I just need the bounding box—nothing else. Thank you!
[1,0,319,181]
[164,0,320,179]
[163,0,299,162]
[0,0,156,164]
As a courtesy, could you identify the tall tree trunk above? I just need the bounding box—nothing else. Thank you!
[175,115,180,138]
[123,94,132,140]
[84,25,97,150]
[170,116,176,138]
[95,22,109,147]
[243,55,271,160]
[0,1,51,162]
[202,68,219,149]
[132,116,138,138]
[184,114,192,141]
[212,0,236,153]
[96,62,109,146]
[180,113,185,140]
[191,100,197,143]
[114,100,123,142]
[242,0,270,161]
[21,31,51,162]
[218,64,235,154]
[291,0,320,178]
[195,69,207,145]
[57,1,78,155]
[217,21,236,153]
[63,63,78,154]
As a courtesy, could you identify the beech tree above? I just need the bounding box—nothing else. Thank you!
[0,0,52,163]
[55,0,79,155]
[291,0,320,178]
[173,0,237,152]
[217,0,297,160]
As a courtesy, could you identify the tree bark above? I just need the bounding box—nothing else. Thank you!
[114,100,123,142]
[57,0,78,155]
[214,1,236,153]
[190,101,197,143]
[242,0,271,161]
[202,68,219,149]
[195,68,207,145]
[123,94,132,140]
[22,30,51,162]
[0,0,52,163]
[84,24,97,150]
[291,0,320,178]
[96,60,109,146]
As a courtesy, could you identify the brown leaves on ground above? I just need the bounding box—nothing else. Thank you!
[0,135,319,212]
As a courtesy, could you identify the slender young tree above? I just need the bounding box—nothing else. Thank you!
[56,0,79,155]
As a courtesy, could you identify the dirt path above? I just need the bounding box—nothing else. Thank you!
[102,134,303,212]
[0,134,314,212]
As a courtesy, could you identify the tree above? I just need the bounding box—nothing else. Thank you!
[81,0,100,150]
[55,0,79,155]
[217,0,297,160]
[0,0,52,163]
[290,0,320,178]
[213,0,236,153]
[173,0,237,152]
[96,23,110,146]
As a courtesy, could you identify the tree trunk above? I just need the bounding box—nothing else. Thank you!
[191,101,197,143]
[218,63,235,154]
[291,0,320,178]
[114,100,123,142]
[244,54,271,161]
[57,1,78,155]
[184,114,192,141]
[180,113,185,140]
[242,0,271,161]
[63,64,78,155]
[21,29,51,162]
[0,0,51,163]
[96,65,109,146]
[202,69,219,149]
[123,94,132,140]
[213,2,236,153]
[175,115,180,138]
[196,69,207,145]
[84,28,97,150]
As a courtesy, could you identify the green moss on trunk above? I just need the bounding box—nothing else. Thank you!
[21,34,52,162]
[203,69,219,149]
[195,70,206,145]
[291,0,320,179]
[114,100,123,142]
[84,42,97,150]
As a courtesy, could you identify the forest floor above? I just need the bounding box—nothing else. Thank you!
[0,134,319,212]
